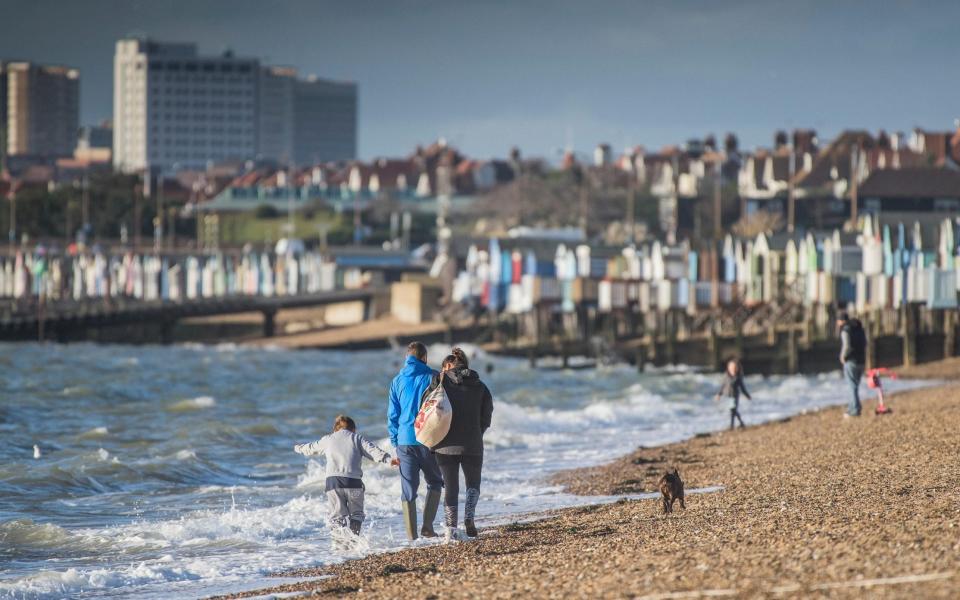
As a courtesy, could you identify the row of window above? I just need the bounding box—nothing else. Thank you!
[153,152,246,161]
[151,138,253,148]
[146,61,255,74]
[149,87,254,96]
[150,81,253,96]
[150,113,252,123]
[150,101,254,110]
[150,126,253,135]
[148,79,255,88]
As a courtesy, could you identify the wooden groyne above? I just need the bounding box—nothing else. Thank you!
[483,302,958,376]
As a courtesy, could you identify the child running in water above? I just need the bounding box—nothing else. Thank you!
[714,359,752,430]
[294,415,399,535]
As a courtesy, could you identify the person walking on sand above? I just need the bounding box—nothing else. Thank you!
[714,358,751,430]
[294,415,399,536]
[423,347,493,541]
[838,311,868,417]
[387,341,444,540]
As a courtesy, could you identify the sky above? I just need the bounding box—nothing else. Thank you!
[1,0,958,161]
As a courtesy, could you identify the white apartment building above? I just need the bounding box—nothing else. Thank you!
[113,39,258,173]
[258,66,357,166]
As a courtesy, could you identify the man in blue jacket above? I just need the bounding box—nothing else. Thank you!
[387,341,443,539]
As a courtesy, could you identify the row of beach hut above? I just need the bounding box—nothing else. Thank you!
[451,217,960,314]
[0,251,361,303]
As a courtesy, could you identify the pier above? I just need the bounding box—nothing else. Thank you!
[0,288,384,343]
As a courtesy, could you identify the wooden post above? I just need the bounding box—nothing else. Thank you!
[944,309,956,359]
[160,318,175,345]
[865,314,877,371]
[666,310,677,365]
[734,318,744,358]
[37,292,46,342]
[528,347,537,369]
[708,322,720,371]
[902,304,916,367]
[802,307,814,349]
[786,327,799,374]
[263,309,277,338]
[635,346,645,373]
[534,304,544,347]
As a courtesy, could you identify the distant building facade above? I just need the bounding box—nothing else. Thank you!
[73,121,113,166]
[2,61,79,159]
[257,66,296,164]
[114,38,358,174]
[113,39,259,173]
[258,66,357,166]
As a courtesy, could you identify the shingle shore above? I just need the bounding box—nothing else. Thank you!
[213,376,960,599]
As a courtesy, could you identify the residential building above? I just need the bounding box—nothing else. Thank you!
[205,141,511,213]
[113,38,259,173]
[737,130,817,217]
[858,167,960,237]
[3,61,79,159]
[788,128,960,228]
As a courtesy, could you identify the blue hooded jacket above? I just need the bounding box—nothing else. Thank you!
[387,355,437,447]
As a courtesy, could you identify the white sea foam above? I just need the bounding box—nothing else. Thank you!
[78,426,110,439]
[168,396,216,412]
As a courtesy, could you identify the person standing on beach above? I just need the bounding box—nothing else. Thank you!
[837,311,868,417]
[424,347,493,541]
[388,341,443,540]
[714,358,751,430]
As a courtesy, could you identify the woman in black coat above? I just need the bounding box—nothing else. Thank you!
[423,347,493,539]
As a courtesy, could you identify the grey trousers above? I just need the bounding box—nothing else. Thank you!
[327,487,365,528]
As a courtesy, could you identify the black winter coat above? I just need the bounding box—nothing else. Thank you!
[423,368,493,455]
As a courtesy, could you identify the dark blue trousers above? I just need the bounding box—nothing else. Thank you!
[397,444,443,502]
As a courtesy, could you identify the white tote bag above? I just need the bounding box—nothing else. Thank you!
[414,375,453,447]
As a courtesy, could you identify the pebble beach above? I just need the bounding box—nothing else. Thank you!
[214,370,960,599]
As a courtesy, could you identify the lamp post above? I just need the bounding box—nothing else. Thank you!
[193,175,206,250]
[713,158,722,240]
[787,141,796,232]
[626,166,636,245]
[154,170,164,252]
[286,165,295,241]
[133,176,143,251]
[80,172,91,247]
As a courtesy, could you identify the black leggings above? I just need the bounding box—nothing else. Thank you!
[435,453,483,508]
[730,408,745,429]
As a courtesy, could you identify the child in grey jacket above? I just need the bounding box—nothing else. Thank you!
[714,359,752,430]
[294,415,399,535]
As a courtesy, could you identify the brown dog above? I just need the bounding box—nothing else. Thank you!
[658,467,685,514]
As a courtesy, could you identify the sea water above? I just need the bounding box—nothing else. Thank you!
[0,342,932,599]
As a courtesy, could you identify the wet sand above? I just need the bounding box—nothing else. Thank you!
[214,376,960,599]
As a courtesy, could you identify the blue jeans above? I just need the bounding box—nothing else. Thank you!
[844,361,864,416]
[397,445,443,502]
